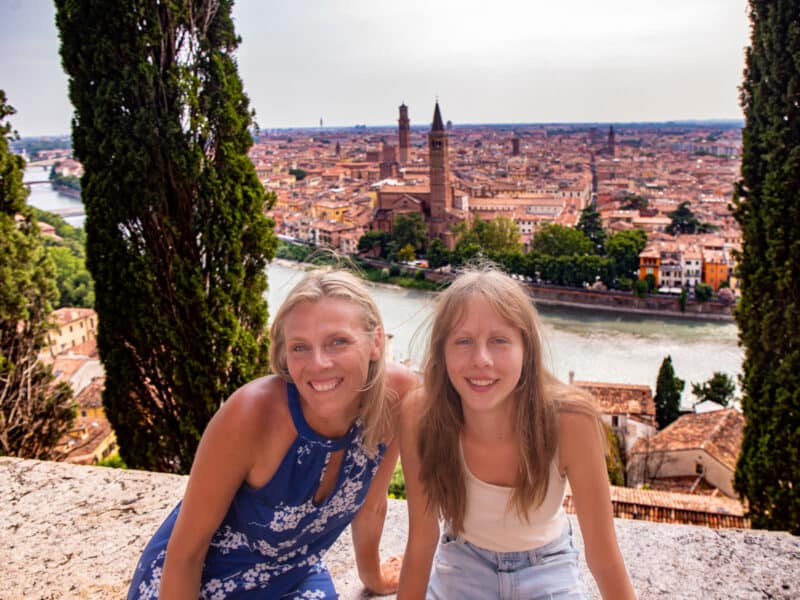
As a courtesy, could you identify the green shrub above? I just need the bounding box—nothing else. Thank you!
[388,459,406,499]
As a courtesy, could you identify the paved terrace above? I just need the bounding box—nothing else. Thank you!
[1,457,797,599]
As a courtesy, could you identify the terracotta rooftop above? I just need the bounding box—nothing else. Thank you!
[56,416,113,465]
[574,381,655,417]
[51,307,96,327]
[564,482,747,528]
[630,408,744,471]
[52,356,90,385]
[74,377,104,410]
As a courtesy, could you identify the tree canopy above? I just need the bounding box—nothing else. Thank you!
[56,1,277,473]
[606,229,647,283]
[577,204,606,254]
[0,90,75,459]
[473,216,522,255]
[732,0,800,533]
[665,201,701,235]
[392,212,427,254]
[531,223,592,257]
[691,372,736,407]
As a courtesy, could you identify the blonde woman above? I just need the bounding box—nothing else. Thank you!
[398,268,635,599]
[128,269,416,599]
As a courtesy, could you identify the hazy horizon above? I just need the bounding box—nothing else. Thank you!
[1,1,750,137]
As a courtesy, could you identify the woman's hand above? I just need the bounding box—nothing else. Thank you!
[364,555,403,595]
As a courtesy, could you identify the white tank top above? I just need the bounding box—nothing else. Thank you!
[459,441,567,552]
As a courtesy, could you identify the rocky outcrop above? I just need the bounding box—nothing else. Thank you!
[1,457,797,599]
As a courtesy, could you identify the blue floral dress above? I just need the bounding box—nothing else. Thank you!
[127,382,386,599]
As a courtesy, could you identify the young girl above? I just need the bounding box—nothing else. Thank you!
[127,269,417,599]
[398,267,635,599]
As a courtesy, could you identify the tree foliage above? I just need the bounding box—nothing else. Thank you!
[666,201,700,235]
[425,238,450,269]
[606,229,647,281]
[357,230,391,258]
[31,208,95,308]
[0,91,75,459]
[473,216,521,255]
[532,223,592,257]
[577,204,606,254]
[654,355,684,429]
[392,212,427,253]
[694,282,714,302]
[691,372,736,407]
[620,193,649,211]
[732,0,800,532]
[56,1,277,473]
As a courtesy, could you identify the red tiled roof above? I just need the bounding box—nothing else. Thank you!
[563,483,747,529]
[630,408,744,471]
[75,377,104,409]
[574,381,655,417]
[51,307,96,327]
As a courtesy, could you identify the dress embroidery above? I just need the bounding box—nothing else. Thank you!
[127,382,385,599]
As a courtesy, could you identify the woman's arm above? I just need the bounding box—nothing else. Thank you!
[351,362,420,594]
[351,439,402,594]
[159,378,288,599]
[560,412,637,600]
[396,387,440,600]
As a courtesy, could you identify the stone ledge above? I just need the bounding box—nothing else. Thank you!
[1,457,797,599]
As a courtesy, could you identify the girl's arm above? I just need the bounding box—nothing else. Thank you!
[396,388,440,600]
[560,411,637,600]
[159,378,287,599]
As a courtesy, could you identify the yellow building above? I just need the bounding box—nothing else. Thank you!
[47,308,97,357]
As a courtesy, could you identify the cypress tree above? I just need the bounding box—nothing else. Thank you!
[0,91,74,458]
[56,1,277,472]
[732,0,800,533]
[577,203,606,254]
[654,355,684,429]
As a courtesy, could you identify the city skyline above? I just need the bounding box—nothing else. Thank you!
[1,0,750,137]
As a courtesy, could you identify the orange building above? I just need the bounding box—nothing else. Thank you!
[638,246,660,286]
[702,249,729,290]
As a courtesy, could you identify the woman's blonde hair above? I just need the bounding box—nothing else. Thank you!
[269,269,390,454]
[418,266,599,534]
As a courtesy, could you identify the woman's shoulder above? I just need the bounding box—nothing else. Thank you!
[217,375,291,437]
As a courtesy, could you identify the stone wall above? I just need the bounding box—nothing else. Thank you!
[1,457,797,599]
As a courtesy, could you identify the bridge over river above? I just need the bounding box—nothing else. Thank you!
[49,206,85,218]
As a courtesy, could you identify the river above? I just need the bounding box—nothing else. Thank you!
[23,165,85,227]
[23,165,743,406]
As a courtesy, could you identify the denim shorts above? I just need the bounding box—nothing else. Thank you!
[427,522,588,600]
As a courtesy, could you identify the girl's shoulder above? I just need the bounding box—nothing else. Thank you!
[386,361,422,411]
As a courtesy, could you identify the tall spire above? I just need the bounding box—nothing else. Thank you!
[431,101,444,132]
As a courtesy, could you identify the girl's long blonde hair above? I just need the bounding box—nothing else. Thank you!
[418,267,599,534]
[269,269,390,454]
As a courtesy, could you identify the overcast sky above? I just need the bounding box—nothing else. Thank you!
[0,0,751,137]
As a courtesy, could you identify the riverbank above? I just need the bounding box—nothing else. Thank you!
[52,183,80,198]
[275,256,735,323]
[527,284,735,322]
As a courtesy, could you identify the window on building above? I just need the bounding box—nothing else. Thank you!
[611,415,619,427]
